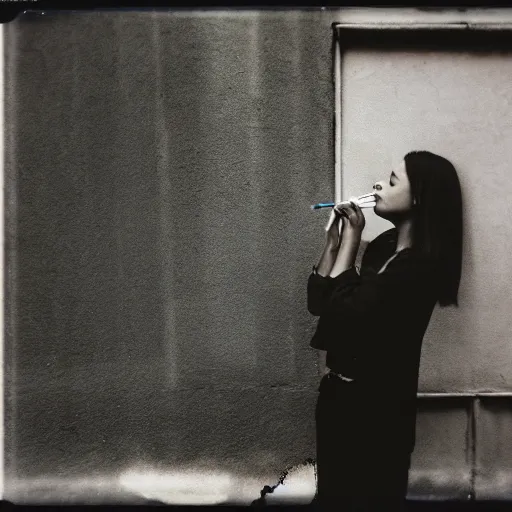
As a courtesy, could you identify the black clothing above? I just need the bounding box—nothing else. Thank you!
[308,228,439,509]
[314,374,411,512]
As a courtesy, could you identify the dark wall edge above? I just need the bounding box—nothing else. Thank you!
[334,22,512,51]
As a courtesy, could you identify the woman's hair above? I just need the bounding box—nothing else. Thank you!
[404,150,463,307]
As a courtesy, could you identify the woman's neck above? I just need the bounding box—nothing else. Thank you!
[393,217,414,253]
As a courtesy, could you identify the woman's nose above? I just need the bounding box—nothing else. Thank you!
[373,183,382,191]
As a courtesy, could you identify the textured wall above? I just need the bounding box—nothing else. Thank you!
[4,7,512,505]
[4,9,335,504]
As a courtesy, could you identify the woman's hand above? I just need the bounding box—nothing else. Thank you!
[325,208,344,250]
[315,210,343,277]
[328,199,364,278]
[334,198,365,238]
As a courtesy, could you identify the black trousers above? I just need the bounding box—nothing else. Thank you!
[314,373,412,512]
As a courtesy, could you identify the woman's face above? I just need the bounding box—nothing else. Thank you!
[373,160,413,220]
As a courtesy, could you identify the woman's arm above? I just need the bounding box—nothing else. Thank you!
[307,259,339,316]
[307,210,344,316]
[315,244,339,277]
[308,202,364,315]
[329,199,365,278]
[315,209,343,276]
[329,230,360,278]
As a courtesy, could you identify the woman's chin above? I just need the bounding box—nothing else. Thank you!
[374,207,389,221]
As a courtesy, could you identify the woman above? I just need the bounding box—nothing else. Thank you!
[308,151,463,511]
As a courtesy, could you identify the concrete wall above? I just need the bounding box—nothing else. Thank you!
[4,9,334,504]
[4,7,512,505]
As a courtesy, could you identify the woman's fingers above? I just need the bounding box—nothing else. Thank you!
[355,202,365,221]
[350,202,366,230]
[325,209,339,232]
[344,200,364,226]
[334,200,351,216]
[348,196,359,208]
[334,198,366,230]
[337,198,357,219]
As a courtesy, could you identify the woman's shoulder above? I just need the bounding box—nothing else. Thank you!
[363,229,437,274]
[391,247,439,280]
[367,228,398,254]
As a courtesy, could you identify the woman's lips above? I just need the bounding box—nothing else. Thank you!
[374,194,381,201]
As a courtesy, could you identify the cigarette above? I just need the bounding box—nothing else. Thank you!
[356,192,376,200]
[311,202,335,210]
[359,201,376,209]
[313,193,376,211]
[319,192,376,231]
[357,197,375,205]
[355,193,377,205]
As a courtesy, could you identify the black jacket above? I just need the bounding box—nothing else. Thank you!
[307,228,439,449]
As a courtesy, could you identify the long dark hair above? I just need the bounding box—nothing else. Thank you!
[404,151,463,307]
